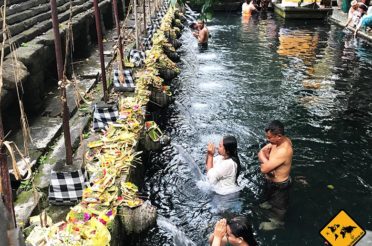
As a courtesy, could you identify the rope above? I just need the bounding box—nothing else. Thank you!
[1,140,32,181]
[1,0,32,157]
[63,0,85,109]
[0,3,7,97]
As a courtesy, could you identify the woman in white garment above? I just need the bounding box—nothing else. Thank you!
[206,136,241,195]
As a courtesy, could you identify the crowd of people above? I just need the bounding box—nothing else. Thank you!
[206,121,293,245]
[343,0,372,35]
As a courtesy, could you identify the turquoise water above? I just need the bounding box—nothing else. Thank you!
[137,12,372,245]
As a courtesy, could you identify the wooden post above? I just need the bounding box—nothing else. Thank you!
[0,0,16,228]
[122,0,126,17]
[0,134,16,228]
[143,0,147,35]
[148,0,151,22]
[93,0,109,102]
[113,0,125,69]
[134,0,139,49]
[50,0,73,166]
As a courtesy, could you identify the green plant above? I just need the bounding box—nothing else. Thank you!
[82,132,91,139]
[19,177,33,191]
[38,154,48,165]
[172,0,216,20]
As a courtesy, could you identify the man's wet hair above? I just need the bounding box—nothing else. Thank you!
[265,120,285,135]
[189,22,197,29]
[197,19,205,24]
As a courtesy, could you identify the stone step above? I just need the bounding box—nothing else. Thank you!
[0,0,74,39]
[1,0,50,26]
[9,8,117,175]
[0,0,25,8]
[0,0,69,28]
[0,0,107,55]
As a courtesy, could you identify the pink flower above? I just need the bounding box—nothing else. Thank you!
[99,218,107,225]
[84,213,91,222]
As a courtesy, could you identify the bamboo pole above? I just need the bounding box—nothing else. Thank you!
[113,0,125,69]
[134,0,139,49]
[93,0,108,102]
[143,0,147,35]
[50,0,73,166]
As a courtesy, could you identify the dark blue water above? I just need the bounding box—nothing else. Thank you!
[138,12,372,245]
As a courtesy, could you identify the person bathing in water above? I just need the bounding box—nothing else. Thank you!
[258,120,293,230]
[206,136,241,195]
[193,19,209,47]
[242,0,257,16]
[209,217,258,246]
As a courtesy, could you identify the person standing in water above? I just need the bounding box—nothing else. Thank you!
[258,120,293,230]
[206,136,241,195]
[193,19,209,47]
[242,0,257,16]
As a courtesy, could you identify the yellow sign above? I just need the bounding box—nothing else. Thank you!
[320,210,365,246]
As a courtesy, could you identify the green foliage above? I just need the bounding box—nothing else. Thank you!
[19,177,33,191]
[175,0,216,20]
[39,154,48,165]
[82,132,91,139]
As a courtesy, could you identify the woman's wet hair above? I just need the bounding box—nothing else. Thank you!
[264,120,284,136]
[223,136,241,181]
[227,216,258,246]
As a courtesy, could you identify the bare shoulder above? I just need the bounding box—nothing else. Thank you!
[275,138,293,156]
[284,137,293,154]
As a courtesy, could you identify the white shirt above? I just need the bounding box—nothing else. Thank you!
[207,155,240,195]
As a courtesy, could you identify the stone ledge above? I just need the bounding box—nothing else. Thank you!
[14,190,43,227]
[34,113,90,190]
[329,7,372,42]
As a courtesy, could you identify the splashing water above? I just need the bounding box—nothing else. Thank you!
[157,217,197,246]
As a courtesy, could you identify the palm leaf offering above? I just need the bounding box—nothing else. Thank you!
[145,121,163,142]
[27,4,183,245]
[121,182,143,208]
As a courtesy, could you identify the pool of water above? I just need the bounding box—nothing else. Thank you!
[137,12,372,245]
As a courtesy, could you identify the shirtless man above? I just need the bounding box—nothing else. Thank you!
[258,120,293,230]
[193,19,209,46]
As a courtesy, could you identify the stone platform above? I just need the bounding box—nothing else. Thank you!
[329,7,372,42]
[273,3,333,19]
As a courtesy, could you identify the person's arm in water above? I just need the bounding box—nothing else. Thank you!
[345,10,354,27]
[206,143,215,171]
[354,17,363,36]
[258,146,288,174]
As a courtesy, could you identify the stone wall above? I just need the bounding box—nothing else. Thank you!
[1,0,122,131]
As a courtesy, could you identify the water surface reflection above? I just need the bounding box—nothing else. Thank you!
[138,12,372,246]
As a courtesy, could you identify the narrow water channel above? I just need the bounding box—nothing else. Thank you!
[139,12,372,245]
